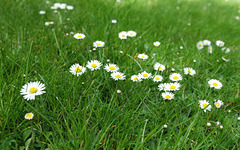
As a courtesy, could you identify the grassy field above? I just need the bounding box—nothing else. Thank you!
[0,0,240,149]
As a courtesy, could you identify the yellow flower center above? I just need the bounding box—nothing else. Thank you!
[215,103,220,107]
[130,33,133,35]
[122,34,125,37]
[219,43,221,45]
[92,64,97,68]
[213,83,218,87]
[115,75,121,78]
[29,87,37,93]
[170,85,176,89]
[78,35,82,38]
[166,95,171,99]
[173,76,179,80]
[143,73,148,77]
[134,77,138,81]
[188,70,192,73]
[109,66,115,70]
[25,113,33,119]
[202,103,208,107]
[209,48,212,51]
[141,56,145,58]
[75,67,81,73]
[158,67,162,70]
[97,43,101,46]
[155,77,160,80]
[199,44,202,46]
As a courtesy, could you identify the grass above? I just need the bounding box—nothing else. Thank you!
[0,0,240,149]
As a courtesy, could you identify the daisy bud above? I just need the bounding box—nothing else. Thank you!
[107,59,110,62]
[120,51,123,54]
[180,46,183,49]
[117,90,121,93]
[111,20,117,23]
[67,18,70,21]
[93,48,96,51]
[228,110,231,113]
[193,59,196,62]
[216,121,220,126]
[220,125,223,129]
[207,122,211,126]
[82,82,84,84]
[238,117,240,121]
[171,68,175,71]
[163,124,168,128]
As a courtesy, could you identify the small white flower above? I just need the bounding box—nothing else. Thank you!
[86,60,102,71]
[238,117,240,121]
[183,67,196,76]
[220,125,223,129]
[216,40,225,47]
[54,3,61,8]
[162,92,174,100]
[93,41,105,48]
[203,40,211,46]
[171,68,175,71]
[69,63,86,76]
[119,31,127,39]
[180,46,183,49]
[112,20,117,23]
[216,121,220,126]
[73,33,86,39]
[39,11,46,14]
[153,75,163,82]
[25,113,34,120]
[158,83,170,91]
[236,16,240,20]
[214,100,224,108]
[187,23,191,26]
[153,41,161,47]
[60,3,67,9]
[208,79,223,89]
[111,72,126,81]
[208,46,213,54]
[199,100,212,112]
[222,47,230,53]
[207,122,211,126]
[197,41,204,50]
[104,63,119,72]
[193,60,196,63]
[127,31,137,37]
[117,90,121,93]
[20,81,46,100]
[120,51,123,54]
[169,73,182,82]
[138,54,148,60]
[45,21,54,26]
[67,6,74,10]
[139,71,152,79]
[154,63,165,71]
[131,75,142,82]
[163,124,168,128]
[51,6,57,9]
[166,82,181,91]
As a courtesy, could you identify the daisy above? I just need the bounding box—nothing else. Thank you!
[169,73,182,82]
[158,83,170,91]
[214,100,224,108]
[104,63,119,72]
[69,63,86,76]
[73,33,85,39]
[20,81,46,100]
[60,3,67,9]
[199,100,212,112]
[221,47,230,53]
[208,79,223,89]
[222,57,230,62]
[112,20,117,23]
[153,75,163,82]
[203,40,211,46]
[119,31,127,39]
[183,67,196,76]
[197,41,204,50]
[216,40,224,47]
[67,6,74,10]
[208,46,213,54]
[138,54,148,60]
[51,6,57,9]
[93,41,105,48]
[39,11,45,14]
[153,41,161,47]
[131,75,142,82]
[139,71,152,79]
[53,3,61,8]
[154,63,165,71]
[25,113,34,120]
[167,82,181,91]
[162,92,174,100]
[111,72,126,81]
[86,60,102,71]
[127,31,137,37]
[45,21,54,26]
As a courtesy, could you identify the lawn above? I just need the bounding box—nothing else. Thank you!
[0,0,240,149]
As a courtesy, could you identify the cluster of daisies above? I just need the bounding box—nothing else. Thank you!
[73,33,105,48]
[196,40,230,62]
[118,31,137,39]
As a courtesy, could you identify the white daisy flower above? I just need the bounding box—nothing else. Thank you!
[139,71,152,79]
[153,75,163,82]
[111,72,126,81]
[127,31,137,37]
[53,3,61,8]
[138,54,148,60]
[214,100,224,108]
[203,40,211,46]
[208,46,213,54]
[154,63,165,71]
[180,46,183,49]
[45,21,54,26]
[20,81,46,101]
[104,63,119,72]
[169,73,182,82]
[39,11,45,14]
[222,57,230,62]
[25,113,34,120]
[67,6,74,10]
[112,20,117,23]
[153,41,161,47]
[86,60,102,71]
[60,3,67,9]
[131,75,142,82]
[216,40,224,47]
[221,47,230,53]
[119,31,127,39]
[197,41,204,50]
[73,33,85,39]
[69,63,86,76]
[208,79,223,89]
[207,122,211,126]
[183,67,196,76]
[199,100,212,112]
[93,41,105,48]
[166,82,181,91]
[162,92,174,100]
[158,83,170,91]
